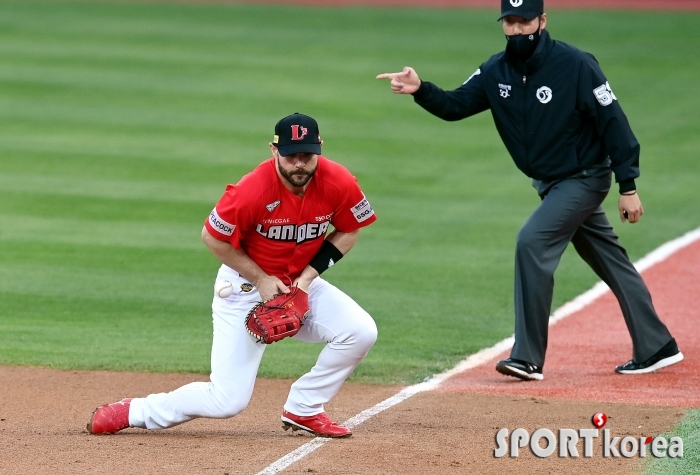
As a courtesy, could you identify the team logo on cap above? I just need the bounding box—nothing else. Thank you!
[291,125,308,141]
[510,0,523,6]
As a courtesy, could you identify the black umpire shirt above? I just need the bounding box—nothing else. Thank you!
[412,29,639,193]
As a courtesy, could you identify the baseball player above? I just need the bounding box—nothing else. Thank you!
[377,0,683,380]
[88,113,378,437]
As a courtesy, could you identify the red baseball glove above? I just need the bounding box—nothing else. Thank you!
[245,286,310,344]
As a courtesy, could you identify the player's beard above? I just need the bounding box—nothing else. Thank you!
[277,161,317,188]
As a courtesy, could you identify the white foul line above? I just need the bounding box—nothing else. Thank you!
[256,226,700,475]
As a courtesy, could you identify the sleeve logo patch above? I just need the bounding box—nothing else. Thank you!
[350,196,375,223]
[593,81,617,106]
[463,68,481,85]
[266,200,281,212]
[209,208,235,236]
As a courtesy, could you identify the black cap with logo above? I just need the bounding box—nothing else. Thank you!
[498,0,544,21]
[272,113,322,157]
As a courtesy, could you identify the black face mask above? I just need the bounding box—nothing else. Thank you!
[505,22,541,63]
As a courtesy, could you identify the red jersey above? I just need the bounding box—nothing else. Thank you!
[204,156,377,282]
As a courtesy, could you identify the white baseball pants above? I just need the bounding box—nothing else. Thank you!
[129,265,377,430]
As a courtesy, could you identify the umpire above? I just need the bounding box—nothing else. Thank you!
[377,0,683,380]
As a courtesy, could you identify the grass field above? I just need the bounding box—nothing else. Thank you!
[643,409,700,475]
[1,1,699,389]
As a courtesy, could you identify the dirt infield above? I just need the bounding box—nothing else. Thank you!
[2,236,698,474]
[0,369,682,475]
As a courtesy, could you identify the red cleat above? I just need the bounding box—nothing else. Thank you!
[87,398,133,435]
[281,410,352,438]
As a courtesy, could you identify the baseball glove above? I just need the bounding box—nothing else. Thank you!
[245,286,310,344]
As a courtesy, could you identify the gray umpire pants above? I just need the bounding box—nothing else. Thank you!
[510,166,673,368]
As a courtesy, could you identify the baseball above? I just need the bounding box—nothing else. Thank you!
[215,281,234,298]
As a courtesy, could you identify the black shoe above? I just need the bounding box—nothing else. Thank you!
[615,338,684,374]
[496,358,543,381]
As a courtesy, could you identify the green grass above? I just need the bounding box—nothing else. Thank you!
[0,1,699,385]
[641,409,700,475]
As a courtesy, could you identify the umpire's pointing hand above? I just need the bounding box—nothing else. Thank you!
[376,67,421,94]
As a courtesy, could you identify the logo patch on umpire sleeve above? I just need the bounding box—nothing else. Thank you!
[350,195,375,223]
[209,208,235,236]
[593,81,617,106]
[463,68,481,85]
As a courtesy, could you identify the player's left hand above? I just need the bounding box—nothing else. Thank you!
[293,266,320,293]
[245,286,310,344]
[293,276,315,293]
[619,193,644,223]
